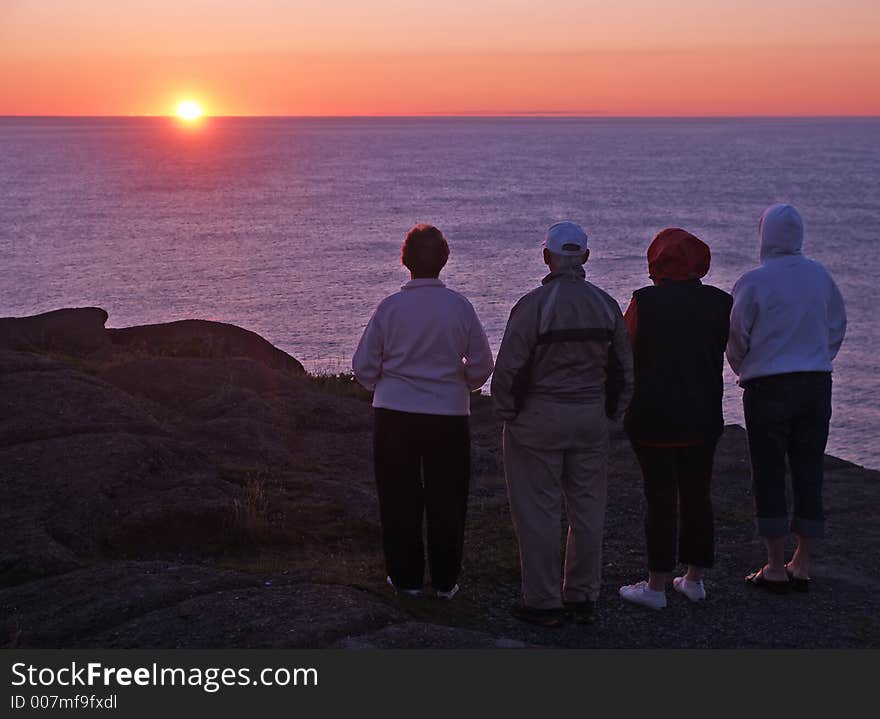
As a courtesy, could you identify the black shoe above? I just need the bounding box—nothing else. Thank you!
[563,599,596,624]
[510,605,565,628]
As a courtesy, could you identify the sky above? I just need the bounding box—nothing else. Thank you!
[1,0,878,116]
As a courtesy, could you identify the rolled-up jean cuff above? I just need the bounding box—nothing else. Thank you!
[756,516,790,538]
[791,516,825,539]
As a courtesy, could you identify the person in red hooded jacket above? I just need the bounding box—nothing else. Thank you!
[618,228,732,610]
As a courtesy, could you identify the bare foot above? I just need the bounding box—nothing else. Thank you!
[761,563,789,582]
[785,561,810,580]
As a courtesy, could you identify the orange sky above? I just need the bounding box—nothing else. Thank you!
[2,1,878,116]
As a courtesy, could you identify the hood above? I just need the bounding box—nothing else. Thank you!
[647,227,710,282]
[759,203,803,262]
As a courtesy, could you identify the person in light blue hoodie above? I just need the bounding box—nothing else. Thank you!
[727,204,846,594]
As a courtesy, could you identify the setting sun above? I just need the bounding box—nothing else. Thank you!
[176,100,204,121]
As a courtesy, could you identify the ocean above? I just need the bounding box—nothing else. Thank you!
[1,117,877,467]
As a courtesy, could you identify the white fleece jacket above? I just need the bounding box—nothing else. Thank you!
[352,278,494,416]
[726,204,847,384]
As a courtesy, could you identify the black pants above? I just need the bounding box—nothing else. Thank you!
[632,441,717,572]
[373,408,470,592]
[743,372,832,539]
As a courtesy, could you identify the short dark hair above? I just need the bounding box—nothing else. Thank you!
[401,224,449,278]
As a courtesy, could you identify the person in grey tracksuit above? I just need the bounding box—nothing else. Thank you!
[492,221,634,626]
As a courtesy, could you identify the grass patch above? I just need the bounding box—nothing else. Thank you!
[307,370,373,401]
[228,468,275,545]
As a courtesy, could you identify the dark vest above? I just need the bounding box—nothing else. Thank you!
[623,280,732,443]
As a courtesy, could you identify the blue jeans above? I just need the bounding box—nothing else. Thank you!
[743,372,832,539]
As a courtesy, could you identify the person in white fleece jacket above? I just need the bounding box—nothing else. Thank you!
[353,224,493,599]
[728,203,846,594]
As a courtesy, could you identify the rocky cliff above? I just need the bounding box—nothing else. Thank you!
[1,308,877,648]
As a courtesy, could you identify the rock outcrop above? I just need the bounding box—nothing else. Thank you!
[2,307,878,650]
[0,308,305,374]
[0,307,110,356]
[0,349,241,585]
[108,319,305,374]
[0,308,314,587]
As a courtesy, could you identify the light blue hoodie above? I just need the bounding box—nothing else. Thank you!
[726,204,847,383]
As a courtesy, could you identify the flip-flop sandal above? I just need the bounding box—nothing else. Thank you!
[785,567,811,593]
[745,568,791,594]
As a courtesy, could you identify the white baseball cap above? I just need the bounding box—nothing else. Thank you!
[543,221,589,256]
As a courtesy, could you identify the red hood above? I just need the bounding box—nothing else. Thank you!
[647,228,710,281]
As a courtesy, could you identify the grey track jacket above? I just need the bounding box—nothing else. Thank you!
[492,266,634,426]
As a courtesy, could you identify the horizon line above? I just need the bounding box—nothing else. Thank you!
[2,113,879,120]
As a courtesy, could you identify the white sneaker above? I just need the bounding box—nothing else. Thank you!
[619,581,667,610]
[386,576,423,597]
[435,584,460,600]
[673,576,706,602]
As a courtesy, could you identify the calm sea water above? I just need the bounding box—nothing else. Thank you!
[1,117,878,467]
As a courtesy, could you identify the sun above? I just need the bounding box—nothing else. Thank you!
[176,100,204,122]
